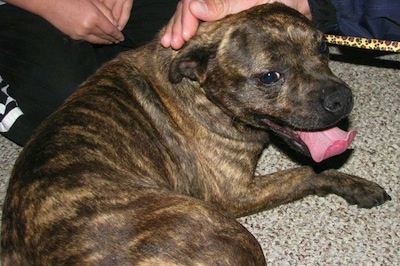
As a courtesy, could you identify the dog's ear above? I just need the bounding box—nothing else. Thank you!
[169,44,217,84]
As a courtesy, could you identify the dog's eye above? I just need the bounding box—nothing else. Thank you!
[260,71,283,85]
[318,41,328,54]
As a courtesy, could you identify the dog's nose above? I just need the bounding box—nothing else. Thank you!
[321,84,353,116]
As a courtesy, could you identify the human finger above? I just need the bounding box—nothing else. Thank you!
[115,0,134,30]
[188,0,264,21]
[91,0,119,27]
[161,2,186,49]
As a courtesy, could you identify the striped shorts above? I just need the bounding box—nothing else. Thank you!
[0,75,23,133]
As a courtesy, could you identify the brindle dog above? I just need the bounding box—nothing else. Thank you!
[1,3,390,265]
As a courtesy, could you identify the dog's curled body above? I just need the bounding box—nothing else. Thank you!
[1,43,267,265]
[1,4,390,265]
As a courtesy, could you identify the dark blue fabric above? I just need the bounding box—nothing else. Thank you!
[331,0,400,40]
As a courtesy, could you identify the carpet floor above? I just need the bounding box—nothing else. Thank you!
[1,48,399,264]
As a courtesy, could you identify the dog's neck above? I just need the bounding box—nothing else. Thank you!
[131,41,268,146]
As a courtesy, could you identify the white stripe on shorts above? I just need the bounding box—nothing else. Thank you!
[1,81,24,133]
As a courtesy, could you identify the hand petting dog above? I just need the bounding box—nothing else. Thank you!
[161,0,312,49]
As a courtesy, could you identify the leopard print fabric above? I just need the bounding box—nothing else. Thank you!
[325,34,400,53]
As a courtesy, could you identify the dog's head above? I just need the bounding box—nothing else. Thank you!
[168,3,356,162]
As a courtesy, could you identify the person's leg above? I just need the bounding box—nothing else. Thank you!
[0,1,179,146]
[0,76,25,141]
[0,5,100,145]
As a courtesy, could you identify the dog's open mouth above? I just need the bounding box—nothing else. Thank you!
[259,117,357,163]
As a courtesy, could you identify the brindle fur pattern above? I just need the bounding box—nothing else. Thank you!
[1,4,390,265]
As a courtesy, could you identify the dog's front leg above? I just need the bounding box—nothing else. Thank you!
[223,167,390,217]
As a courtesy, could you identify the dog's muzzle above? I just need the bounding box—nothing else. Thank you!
[320,84,353,117]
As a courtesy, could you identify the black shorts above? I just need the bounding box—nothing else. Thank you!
[0,0,178,146]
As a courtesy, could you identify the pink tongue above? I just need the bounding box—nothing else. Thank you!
[296,127,357,163]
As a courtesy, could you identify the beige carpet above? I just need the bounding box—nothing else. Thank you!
[1,48,399,264]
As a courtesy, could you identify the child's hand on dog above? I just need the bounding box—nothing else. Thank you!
[161,0,312,49]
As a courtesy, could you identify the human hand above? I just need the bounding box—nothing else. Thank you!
[161,0,311,49]
[161,0,268,49]
[100,0,134,31]
[40,0,126,44]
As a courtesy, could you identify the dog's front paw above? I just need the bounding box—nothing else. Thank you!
[347,181,391,208]
[321,170,391,208]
